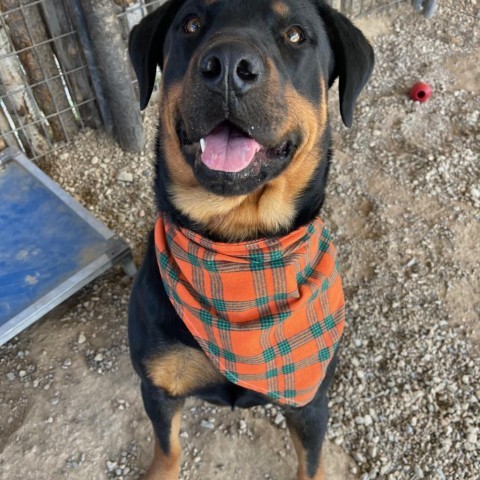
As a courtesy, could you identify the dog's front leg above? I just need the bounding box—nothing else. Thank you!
[285,393,329,480]
[141,382,185,480]
[285,352,338,480]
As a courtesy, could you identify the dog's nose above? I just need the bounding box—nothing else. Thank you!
[198,41,264,95]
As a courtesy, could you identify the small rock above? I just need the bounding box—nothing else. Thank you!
[78,333,86,344]
[470,187,480,199]
[466,432,477,444]
[7,372,15,381]
[200,420,215,429]
[464,442,475,452]
[117,171,133,183]
[19,370,26,378]
[274,413,285,426]
[352,452,366,464]
[94,353,104,362]
[414,465,424,478]
[355,416,365,425]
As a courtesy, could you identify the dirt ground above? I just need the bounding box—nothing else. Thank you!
[1,4,479,480]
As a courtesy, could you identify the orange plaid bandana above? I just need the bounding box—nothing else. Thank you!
[155,212,345,407]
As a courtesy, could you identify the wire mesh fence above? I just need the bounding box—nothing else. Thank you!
[0,0,101,159]
[0,0,478,161]
[0,0,159,160]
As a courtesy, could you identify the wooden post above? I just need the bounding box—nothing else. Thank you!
[78,0,144,152]
[0,0,79,142]
[0,25,49,156]
[41,0,101,129]
[0,101,19,150]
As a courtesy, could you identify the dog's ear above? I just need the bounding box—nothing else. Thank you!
[129,0,185,110]
[316,2,374,127]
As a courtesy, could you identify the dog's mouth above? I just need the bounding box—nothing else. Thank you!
[196,122,293,173]
[178,120,297,195]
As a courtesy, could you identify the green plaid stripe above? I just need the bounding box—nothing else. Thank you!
[318,347,331,362]
[324,314,335,331]
[263,347,275,362]
[250,250,285,269]
[282,363,295,374]
[278,340,291,355]
[266,368,277,379]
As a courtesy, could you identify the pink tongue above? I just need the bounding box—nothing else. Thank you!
[201,124,262,173]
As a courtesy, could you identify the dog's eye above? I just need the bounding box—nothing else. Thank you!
[184,16,202,34]
[285,26,306,45]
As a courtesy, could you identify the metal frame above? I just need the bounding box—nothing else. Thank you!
[0,147,136,346]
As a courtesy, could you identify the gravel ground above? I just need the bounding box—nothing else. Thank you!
[1,3,479,480]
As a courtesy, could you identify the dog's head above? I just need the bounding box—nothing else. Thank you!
[129,0,374,240]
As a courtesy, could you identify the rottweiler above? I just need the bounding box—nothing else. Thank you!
[128,0,373,478]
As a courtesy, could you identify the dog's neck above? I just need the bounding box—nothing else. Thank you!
[154,127,333,243]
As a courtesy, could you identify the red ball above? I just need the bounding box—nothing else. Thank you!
[410,82,432,102]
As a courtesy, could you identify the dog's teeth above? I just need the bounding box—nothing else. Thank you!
[200,138,206,153]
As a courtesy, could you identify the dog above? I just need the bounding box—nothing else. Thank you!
[128,1,373,478]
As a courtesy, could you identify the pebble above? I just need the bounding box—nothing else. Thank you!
[78,333,87,344]
[352,452,366,464]
[7,372,15,381]
[200,420,214,429]
[117,171,133,183]
[466,432,477,444]
[364,414,373,426]
[274,413,285,426]
[414,465,424,478]
[94,353,104,362]
[355,416,365,425]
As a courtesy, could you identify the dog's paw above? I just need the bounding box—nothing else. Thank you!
[412,0,437,17]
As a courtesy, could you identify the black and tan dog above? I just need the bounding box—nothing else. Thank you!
[128,0,373,478]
